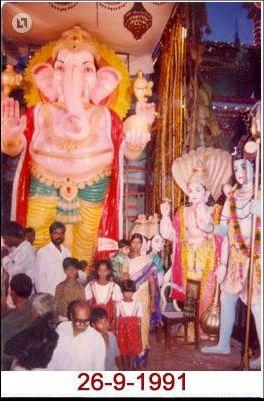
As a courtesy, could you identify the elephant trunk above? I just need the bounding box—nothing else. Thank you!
[62,66,88,140]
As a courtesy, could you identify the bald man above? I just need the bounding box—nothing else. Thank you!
[48,300,106,371]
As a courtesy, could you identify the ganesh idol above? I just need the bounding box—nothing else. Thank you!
[160,147,232,328]
[1,26,156,263]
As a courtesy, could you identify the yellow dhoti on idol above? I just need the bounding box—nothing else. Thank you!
[26,163,110,264]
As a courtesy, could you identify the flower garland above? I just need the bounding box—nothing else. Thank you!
[23,37,131,119]
[229,196,261,258]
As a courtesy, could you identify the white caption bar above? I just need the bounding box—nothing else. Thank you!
[1,371,263,398]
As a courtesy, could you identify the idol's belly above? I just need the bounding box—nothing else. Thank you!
[186,229,207,246]
[30,147,114,179]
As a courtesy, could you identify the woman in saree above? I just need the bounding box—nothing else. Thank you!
[128,233,157,368]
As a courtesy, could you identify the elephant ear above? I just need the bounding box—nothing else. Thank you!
[31,63,57,101]
[91,67,121,105]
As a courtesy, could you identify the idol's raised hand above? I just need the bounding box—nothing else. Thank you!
[1,97,26,155]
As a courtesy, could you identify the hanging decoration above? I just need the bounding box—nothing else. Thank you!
[151,10,186,214]
[49,2,78,11]
[98,2,128,11]
[183,3,212,150]
[149,3,213,214]
[123,2,152,40]
[98,1,166,9]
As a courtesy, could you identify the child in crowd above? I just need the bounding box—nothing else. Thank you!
[111,239,130,282]
[23,227,37,255]
[55,258,85,320]
[23,227,36,246]
[116,280,142,370]
[78,260,89,286]
[90,307,122,371]
[85,260,122,331]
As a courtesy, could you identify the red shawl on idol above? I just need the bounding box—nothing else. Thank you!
[12,106,123,260]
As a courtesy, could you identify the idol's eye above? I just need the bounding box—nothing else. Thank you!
[55,63,64,72]
[83,63,95,73]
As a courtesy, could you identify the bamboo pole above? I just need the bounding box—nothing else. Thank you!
[242,139,260,370]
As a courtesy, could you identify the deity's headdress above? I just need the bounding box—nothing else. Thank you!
[52,26,100,61]
[232,134,256,163]
[172,147,232,201]
[232,102,260,163]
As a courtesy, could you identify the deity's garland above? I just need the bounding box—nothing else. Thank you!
[229,196,261,258]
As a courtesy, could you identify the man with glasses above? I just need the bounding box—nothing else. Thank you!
[47,300,106,370]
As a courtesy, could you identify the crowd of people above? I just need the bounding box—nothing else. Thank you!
[1,220,162,371]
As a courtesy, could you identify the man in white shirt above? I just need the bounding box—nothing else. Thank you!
[23,227,37,255]
[2,222,36,308]
[35,222,70,296]
[48,300,106,371]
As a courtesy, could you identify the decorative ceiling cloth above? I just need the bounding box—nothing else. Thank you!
[2,2,174,73]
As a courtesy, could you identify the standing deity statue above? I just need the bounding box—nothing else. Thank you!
[201,132,261,370]
[1,27,156,263]
[160,147,232,323]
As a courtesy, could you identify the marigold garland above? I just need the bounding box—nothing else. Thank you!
[23,38,131,119]
[229,196,261,257]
